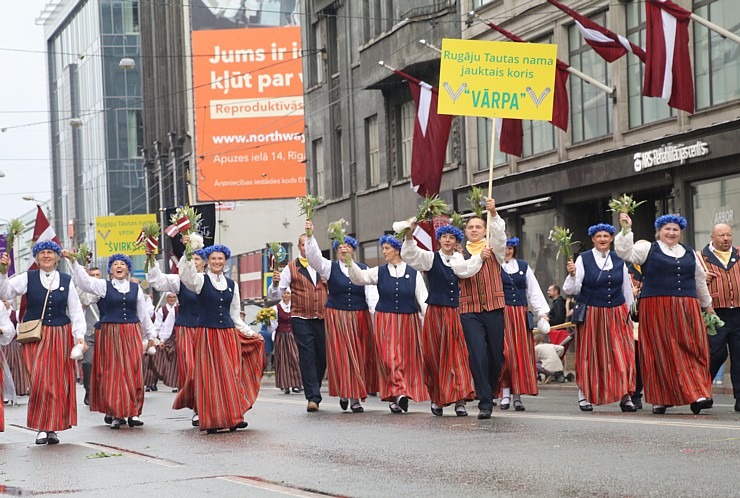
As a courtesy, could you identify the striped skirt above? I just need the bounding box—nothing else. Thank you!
[324,308,374,399]
[194,328,249,431]
[22,325,77,432]
[143,353,158,387]
[1,340,29,396]
[239,333,264,412]
[91,323,145,418]
[639,296,711,406]
[420,306,475,407]
[374,311,429,402]
[499,306,539,396]
[0,358,4,431]
[173,326,198,411]
[574,304,635,405]
[273,332,302,389]
[153,334,178,388]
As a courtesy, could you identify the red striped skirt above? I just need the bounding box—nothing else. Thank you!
[499,306,539,396]
[1,340,29,396]
[153,334,178,388]
[238,332,264,412]
[324,308,374,399]
[142,353,157,386]
[22,324,77,432]
[420,306,475,407]
[0,357,4,431]
[194,327,249,430]
[91,323,145,418]
[574,304,635,405]
[273,331,302,389]
[374,311,429,402]
[639,296,711,406]
[173,326,198,411]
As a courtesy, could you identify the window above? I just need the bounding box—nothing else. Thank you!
[694,0,740,109]
[523,35,556,156]
[472,0,496,8]
[122,2,139,34]
[626,3,673,127]
[691,174,740,247]
[366,115,380,187]
[332,127,343,197]
[400,101,414,178]
[569,11,613,142]
[361,241,381,268]
[476,117,506,172]
[363,0,394,41]
[520,210,562,297]
[312,138,325,198]
[309,17,325,86]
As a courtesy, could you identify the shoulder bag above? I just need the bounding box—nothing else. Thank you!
[17,284,52,344]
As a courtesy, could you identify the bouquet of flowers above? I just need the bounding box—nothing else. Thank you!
[548,226,580,261]
[703,311,725,336]
[466,186,486,218]
[255,307,276,326]
[267,241,283,271]
[69,242,93,266]
[417,195,450,222]
[297,194,324,220]
[608,194,647,235]
[135,222,161,271]
[328,218,349,250]
[0,219,24,273]
[450,212,466,230]
[167,206,202,260]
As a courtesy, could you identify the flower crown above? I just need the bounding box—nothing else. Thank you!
[107,253,132,273]
[506,237,520,247]
[654,214,687,230]
[203,244,232,260]
[193,248,208,260]
[435,225,464,242]
[587,223,616,237]
[32,240,62,257]
[332,236,358,251]
[378,235,402,252]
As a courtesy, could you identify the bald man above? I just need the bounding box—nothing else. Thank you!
[701,223,740,412]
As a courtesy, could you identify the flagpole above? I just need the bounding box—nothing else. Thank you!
[486,119,496,246]
[418,39,442,54]
[690,13,740,45]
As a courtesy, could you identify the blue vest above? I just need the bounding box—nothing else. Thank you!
[325,261,369,311]
[576,250,626,308]
[100,281,140,323]
[175,282,199,327]
[640,242,698,299]
[426,252,459,308]
[375,264,419,314]
[24,270,72,326]
[501,260,529,307]
[197,275,235,329]
[94,296,108,330]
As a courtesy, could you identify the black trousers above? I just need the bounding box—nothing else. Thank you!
[710,308,740,399]
[290,317,327,404]
[460,309,505,411]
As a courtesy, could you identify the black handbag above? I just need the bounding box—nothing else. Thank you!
[526,310,535,330]
[571,301,587,324]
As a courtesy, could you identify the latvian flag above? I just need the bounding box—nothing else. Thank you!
[165,216,192,237]
[643,0,694,113]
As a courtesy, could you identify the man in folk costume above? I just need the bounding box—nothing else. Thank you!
[152,293,180,391]
[269,233,329,412]
[457,198,508,420]
[0,297,18,432]
[701,223,740,412]
[78,266,102,406]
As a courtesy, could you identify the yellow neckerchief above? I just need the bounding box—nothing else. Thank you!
[466,239,486,256]
[714,249,732,266]
[298,257,309,268]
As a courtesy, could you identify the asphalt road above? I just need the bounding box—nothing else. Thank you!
[0,379,738,497]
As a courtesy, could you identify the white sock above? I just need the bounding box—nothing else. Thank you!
[502,387,511,399]
[578,389,590,405]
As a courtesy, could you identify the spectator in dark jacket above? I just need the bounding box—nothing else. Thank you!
[547,284,567,326]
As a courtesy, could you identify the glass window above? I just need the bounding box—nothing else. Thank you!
[472,0,496,8]
[569,11,613,142]
[691,174,740,247]
[309,18,324,86]
[312,138,325,198]
[366,115,380,186]
[694,0,740,109]
[333,127,343,197]
[519,210,562,297]
[361,241,381,268]
[400,100,414,178]
[476,117,506,172]
[122,1,139,34]
[523,34,556,156]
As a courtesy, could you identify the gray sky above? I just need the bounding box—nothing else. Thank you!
[0,0,51,222]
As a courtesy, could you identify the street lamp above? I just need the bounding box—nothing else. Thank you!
[0,171,5,178]
[119,57,136,70]
[22,195,37,202]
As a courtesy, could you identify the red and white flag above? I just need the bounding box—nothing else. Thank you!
[165,216,192,238]
[394,70,453,198]
[546,0,646,63]
[414,216,453,252]
[498,119,523,157]
[32,205,60,244]
[643,0,694,113]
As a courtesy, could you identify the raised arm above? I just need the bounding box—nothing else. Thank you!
[178,257,205,294]
[347,264,379,286]
[401,240,434,272]
[305,235,332,280]
[147,260,182,294]
[267,266,291,300]
[562,256,583,296]
[69,259,108,297]
[486,199,507,264]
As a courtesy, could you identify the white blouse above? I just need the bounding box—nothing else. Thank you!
[154,304,177,342]
[348,261,428,317]
[562,248,634,308]
[0,304,17,345]
[147,260,182,294]
[400,240,483,278]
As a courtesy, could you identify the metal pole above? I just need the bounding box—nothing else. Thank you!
[690,13,740,45]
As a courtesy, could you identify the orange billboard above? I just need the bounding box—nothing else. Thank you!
[192,25,306,201]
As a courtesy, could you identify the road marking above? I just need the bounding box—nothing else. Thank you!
[76,442,185,467]
[217,476,342,497]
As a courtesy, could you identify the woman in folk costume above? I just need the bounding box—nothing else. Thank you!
[615,214,715,415]
[0,242,87,444]
[179,243,263,433]
[268,290,303,394]
[152,293,180,390]
[147,244,207,426]
[401,221,482,416]
[0,298,18,432]
[0,300,29,398]
[68,252,155,429]
[498,237,550,412]
[563,224,636,412]
[348,235,429,413]
[304,220,379,413]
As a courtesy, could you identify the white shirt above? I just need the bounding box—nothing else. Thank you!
[562,248,634,308]
[147,260,182,294]
[178,258,254,336]
[154,304,177,342]
[0,304,17,345]
[502,258,551,332]
[486,214,508,265]
[70,260,156,340]
[614,230,711,308]
[267,260,319,299]
[348,261,428,317]
[0,269,86,340]
[305,236,379,313]
[400,240,483,278]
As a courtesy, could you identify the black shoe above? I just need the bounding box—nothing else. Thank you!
[620,400,637,413]
[192,414,199,427]
[84,391,90,406]
[35,432,48,445]
[283,388,290,394]
[514,400,525,412]
[350,402,364,413]
[110,418,123,429]
[578,399,593,412]
[500,397,511,410]
[172,388,179,393]
[389,402,402,414]
[127,416,144,427]
[145,386,151,392]
[398,395,409,413]
[46,431,59,445]
[104,415,113,425]
[478,409,492,420]
[652,405,666,415]
[292,387,303,393]
[151,384,158,392]
[236,421,248,429]
[631,396,643,410]
[735,399,740,412]
[690,398,713,415]
[430,404,443,416]
[206,428,219,434]
[339,398,349,411]
[455,405,468,417]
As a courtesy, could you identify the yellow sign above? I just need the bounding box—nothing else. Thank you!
[95,214,158,257]
[438,39,558,120]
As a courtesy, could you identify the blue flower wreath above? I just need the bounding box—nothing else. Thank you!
[587,223,617,237]
[203,244,232,260]
[506,237,520,247]
[332,236,358,251]
[378,235,402,252]
[435,225,464,242]
[193,248,208,260]
[32,240,62,257]
[654,214,687,230]
[107,253,132,273]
